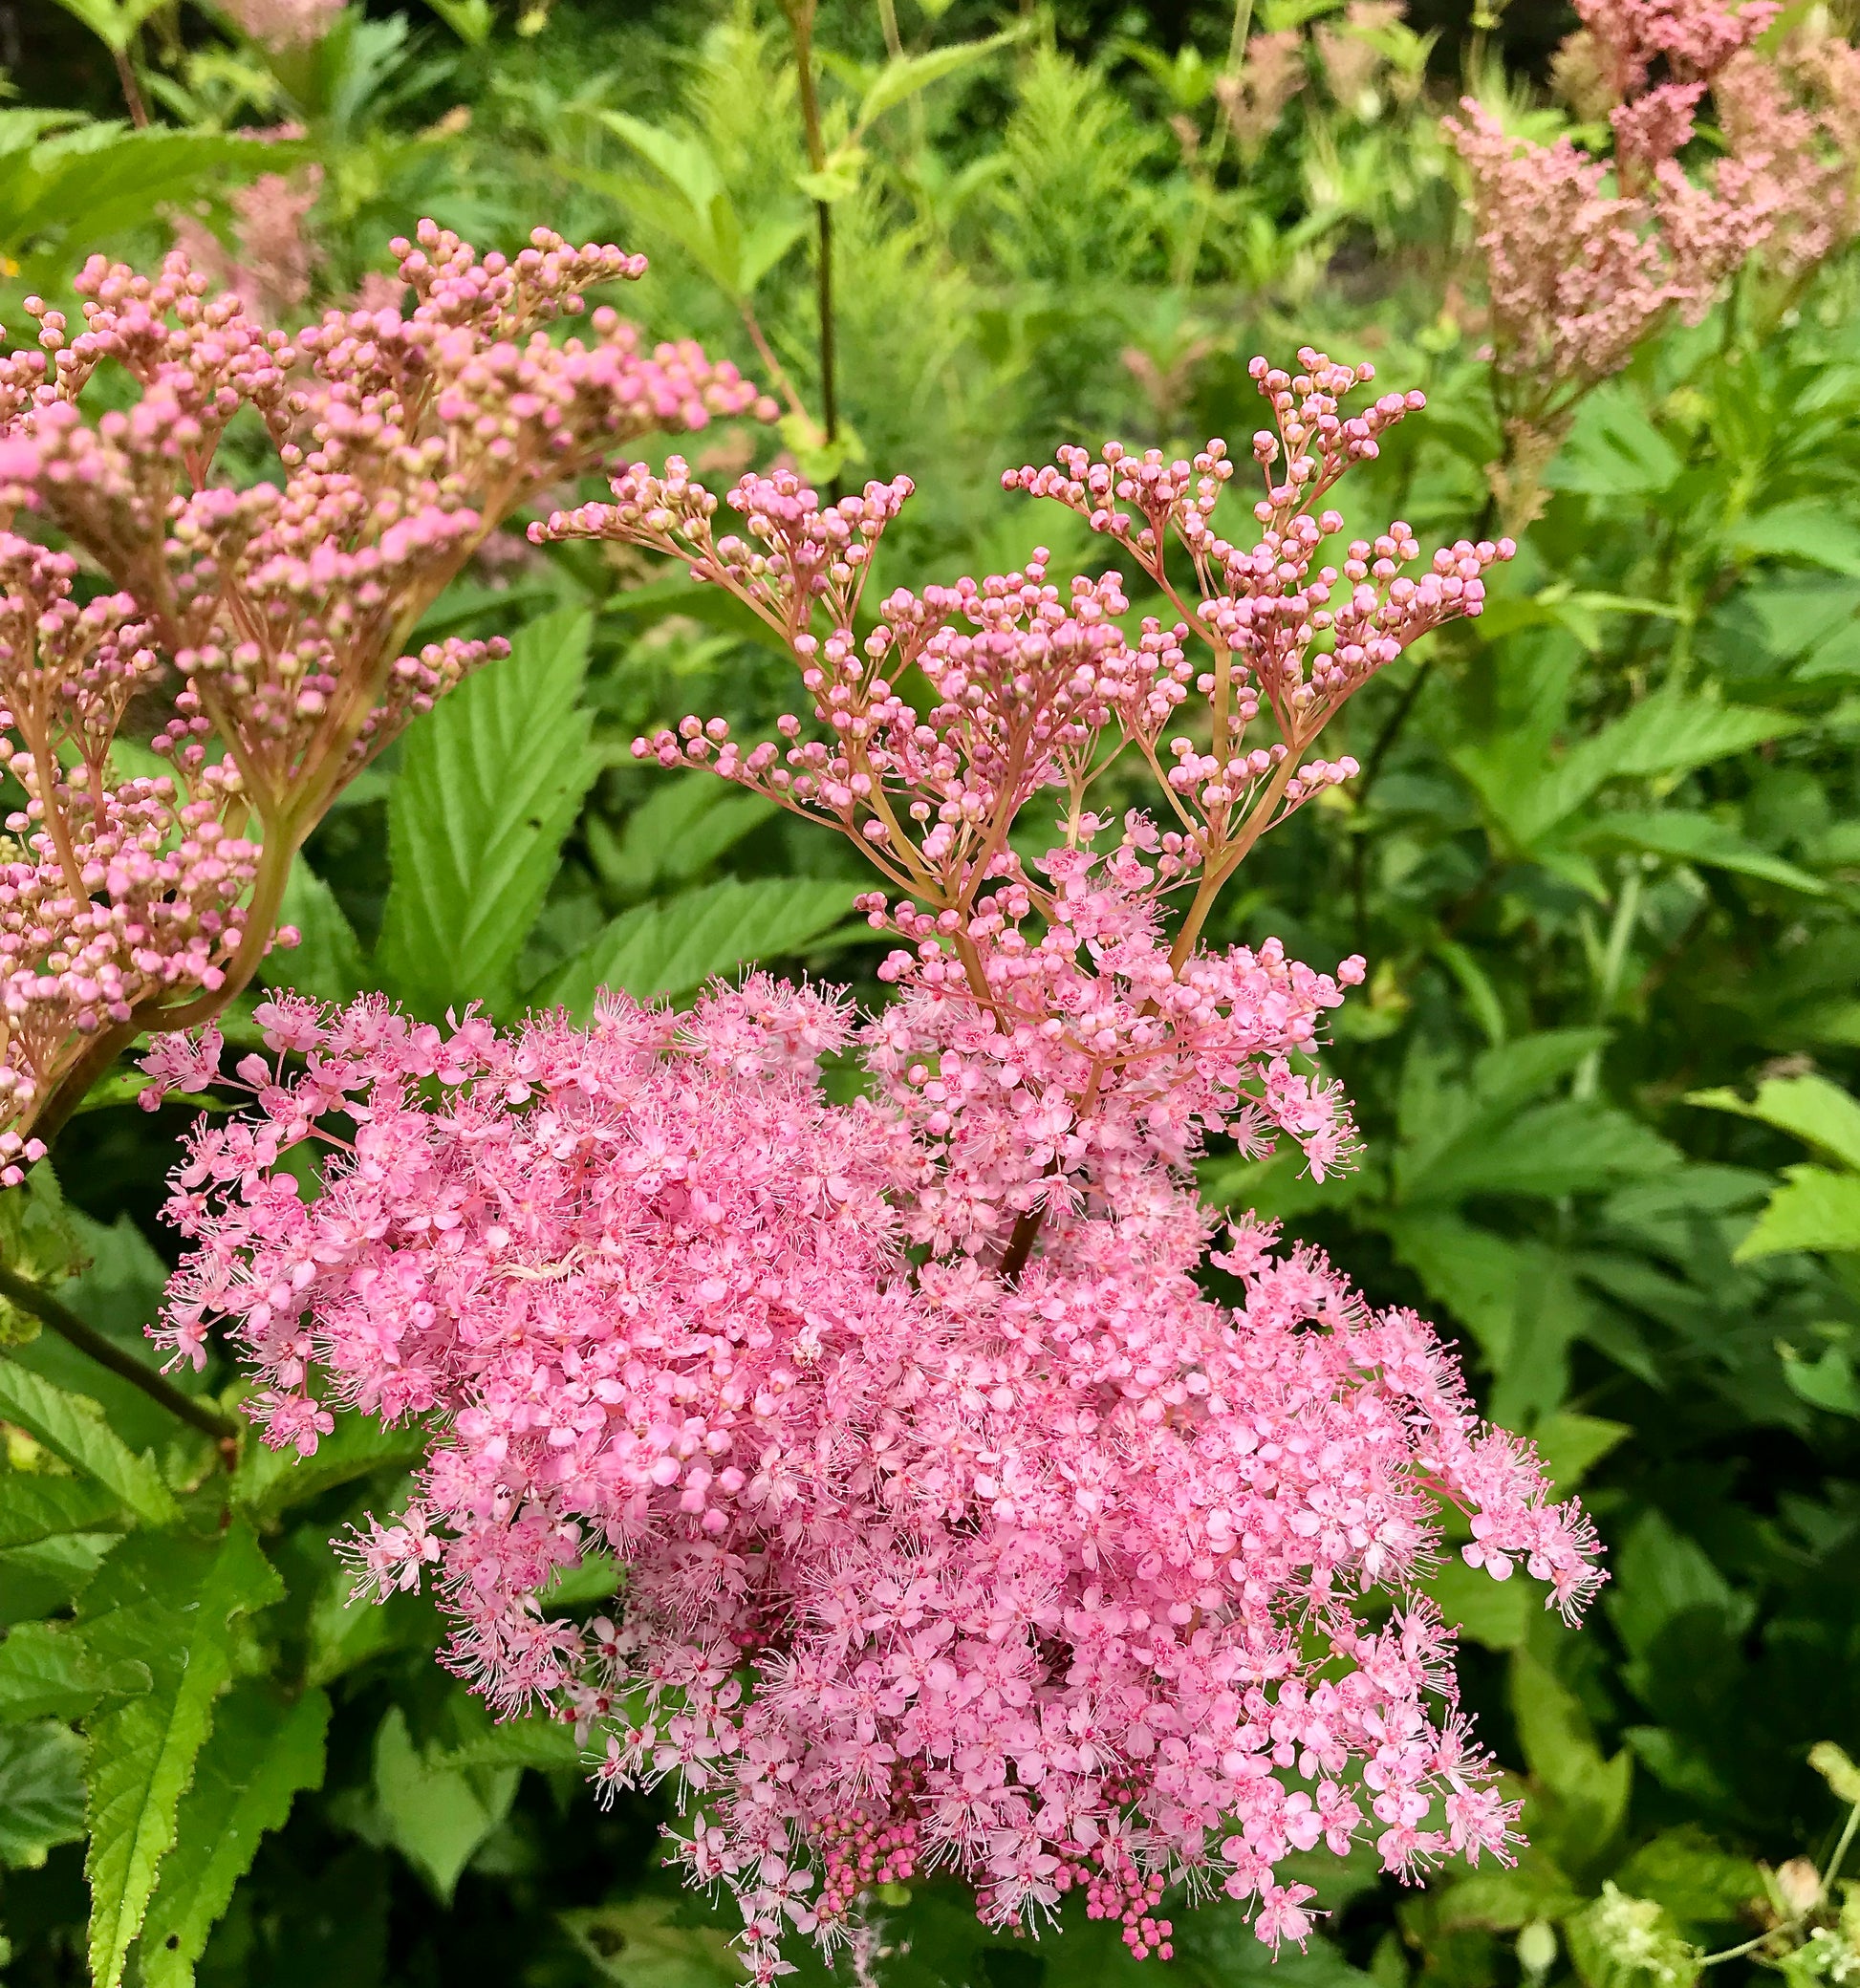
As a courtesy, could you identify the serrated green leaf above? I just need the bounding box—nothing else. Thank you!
[1686,1071,1860,1170]
[83,1523,283,1988]
[591,774,776,897]
[1734,1164,1860,1258]
[0,1364,177,1526]
[1546,387,1682,497]
[429,1711,582,1775]
[262,859,366,1005]
[1399,1100,1679,1205]
[232,1408,425,1523]
[536,875,860,1023]
[1598,694,1800,781]
[1733,500,1860,577]
[854,30,1018,130]
[378,609,597,1020]
[138,1683,330,1988]
[1586,811,1828,896]
[0,1472,121,1549]
[0,1719,86,1869]
[0,1622,149,1725]
[1510,1649,1633,1853]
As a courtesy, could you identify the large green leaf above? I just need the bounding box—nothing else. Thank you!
[372,1705,520,1904]
[536,875,861,1022]
[1733,1164,1860,1259]
[378,608,598,1021]
[0,1719,87,1869]
[1687,1071,1860,1170]
[81,1523,283,1988]
[1545,386,1681,498]
[0,1364,177,1527]
[1585,812,1828,896]
[1398,1100,1679,1206]
[0,1622,149,1726]
[0,126,304,266]
[1733,500,1860,577]
[0,1472,122,1549]
[138,1683,331,1988]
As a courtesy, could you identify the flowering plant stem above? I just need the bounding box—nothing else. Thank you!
[783,0,840,454]
[0,1261,238,1447]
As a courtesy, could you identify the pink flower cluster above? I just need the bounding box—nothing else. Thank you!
[216,0,347,53]
[0,222,768,1158]
[152,353,1599,1979]
[156,984,1601,1986]
[1445,1,1860,402]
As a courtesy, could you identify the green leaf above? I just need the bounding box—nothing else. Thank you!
[262,859,366,1005]
[1399,1100,1679,1205]
[0,127,306,268]
[1781,1342,1860,1415]
[1430,1556,1533,1651]
[1735,1164,1860,1258]
[560,1896,742,1988]
[0,1364,178,1526]
[536,875,860,1023]
[1686,1071,1860,1170]
[429,1711,582,1775]
[232,1409,426,1523]
[378,608,597,1021]
[854,30,1019,129]
[1531,1411,1632,1492]
[138,1684,331,1988]
[46,0,168,54]
[1383,1212,1524,1367]
[83,1523,284,1988]
[1612,1828,1764,1930]
[1586,812,1828,896]
[1607,1511,1744,1663]
[0,1719,87,1869]
[589,774,775,898]
[0,1473,122,1549]
[1733,500,1860,577]
[372,1705,520,1904]
[1546,387,1682,498]
[1510,1649,1633,1858]
[1596,693,1800,781]
[0,1622,150,1726]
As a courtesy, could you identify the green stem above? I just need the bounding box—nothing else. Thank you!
[1175,0,1254,292]
[1698,1800,1860,1968]
[784,0,839,455]
[1573,866,1641,1100]
[0,1264,238,1447]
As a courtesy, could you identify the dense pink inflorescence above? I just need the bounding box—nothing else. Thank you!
[151,350,1598,1979]
[216,0,348,52]
[1444,0,1858,402]
[156,983,1601,1986]
[0,220,768,1162]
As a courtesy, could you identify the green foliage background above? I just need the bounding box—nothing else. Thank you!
[5,2,1860,1987]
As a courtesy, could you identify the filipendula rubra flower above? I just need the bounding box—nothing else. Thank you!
[156,356,1600,1983]
[1443,0,1860,520]
[0,221,768,1176]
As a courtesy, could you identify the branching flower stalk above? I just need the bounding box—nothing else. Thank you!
[0,223,769,1179]
[146,349,1596,1988]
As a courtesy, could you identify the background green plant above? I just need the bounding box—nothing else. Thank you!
[4,2,1860,1986]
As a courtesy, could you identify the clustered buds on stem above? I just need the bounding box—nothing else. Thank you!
[0,221,766,1177]
[152,348,1594,1987]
